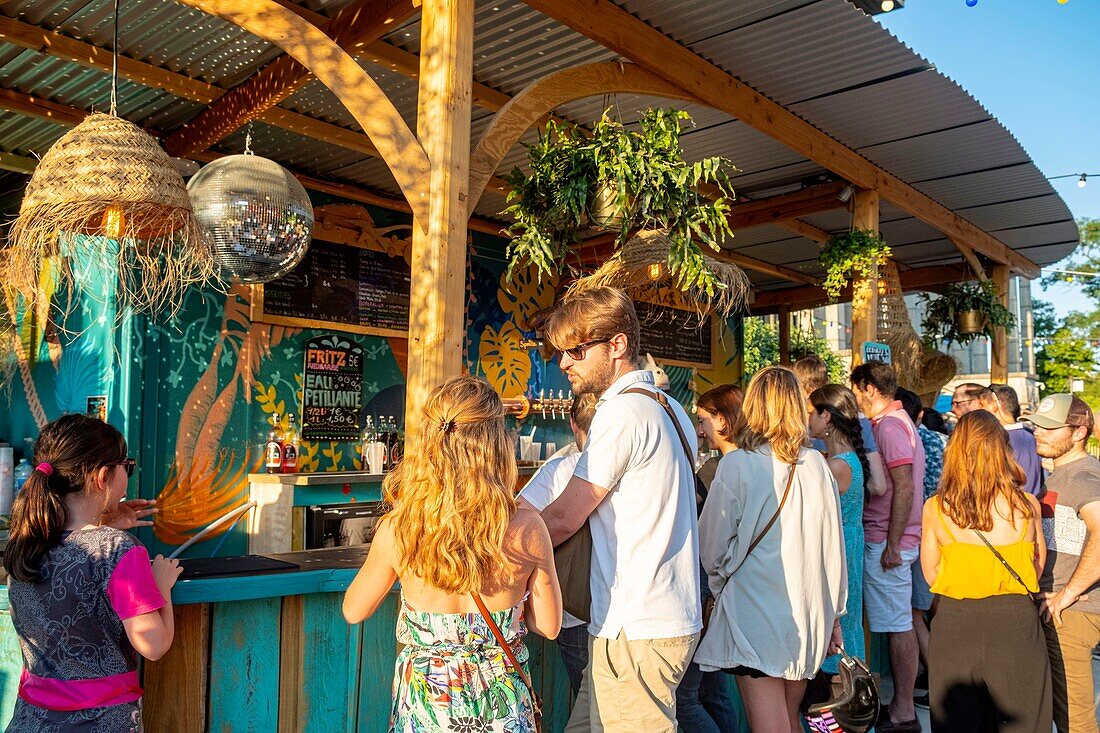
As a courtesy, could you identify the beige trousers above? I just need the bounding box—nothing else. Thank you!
[1045,609,1100,733]
[564,631,699,732]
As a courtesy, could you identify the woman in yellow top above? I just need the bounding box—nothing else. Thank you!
[920,410,1051,733]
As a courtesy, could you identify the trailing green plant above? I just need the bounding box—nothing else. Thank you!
[502,108,737,294]
[819,229,892,300]
[919,279,1017,346]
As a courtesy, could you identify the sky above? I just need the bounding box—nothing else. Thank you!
[878,0,1100,317]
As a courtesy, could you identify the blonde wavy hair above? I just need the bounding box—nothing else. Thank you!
[734,366,809,464]
[383,376,518,594]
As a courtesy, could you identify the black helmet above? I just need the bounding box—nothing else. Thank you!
[803,651,879,733]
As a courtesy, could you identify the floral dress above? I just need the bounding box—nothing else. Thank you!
[392,594,537,732]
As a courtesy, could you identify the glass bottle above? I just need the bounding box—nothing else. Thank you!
[281,413,300,473]
[265,413,283,474]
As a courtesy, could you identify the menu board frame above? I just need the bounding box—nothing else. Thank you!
[634,299,716,370]
[301,334,364,441]
[251,219,413,339]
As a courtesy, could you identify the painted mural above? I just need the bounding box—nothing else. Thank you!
[1,197,743,558]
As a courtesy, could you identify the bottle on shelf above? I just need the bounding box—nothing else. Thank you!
[265,413,284,474]
[13,459,32,494]
[382,416,396,470]
[281,413,300,474]
[360,416,376,466]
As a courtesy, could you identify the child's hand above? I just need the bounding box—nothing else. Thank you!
[151,555,183,597]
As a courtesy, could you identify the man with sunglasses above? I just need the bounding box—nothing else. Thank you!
[949,382,990,419]
[538,286,701,733]
[1022,395,1100,732]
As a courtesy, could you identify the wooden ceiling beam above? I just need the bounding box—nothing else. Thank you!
[749,263,970,315]
[164,0,421,158]
[0,85,506,237]
[522,0,1039,279]
[724,181,848,231]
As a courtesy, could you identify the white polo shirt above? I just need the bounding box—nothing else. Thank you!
[573,370,702,640]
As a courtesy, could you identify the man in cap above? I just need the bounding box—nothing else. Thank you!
[1022,394,1100,732]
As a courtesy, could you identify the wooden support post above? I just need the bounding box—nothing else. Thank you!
[990,264,1011,384]
[404,0,474,438]
[779,307,791,366]
[850,189,880,365]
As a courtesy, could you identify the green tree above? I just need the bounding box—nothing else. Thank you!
[1032,298,1059,339]
[743,316,846,382]
[1035,327,1095,395]
[1040,218,1100,300]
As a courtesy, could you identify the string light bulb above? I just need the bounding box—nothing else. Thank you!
[101,205,126,239]
[1079,174,1088,189]
[648,262,664,281]
[881,0,895,10]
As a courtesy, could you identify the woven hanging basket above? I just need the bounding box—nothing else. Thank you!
[875,259,956,404]
[8,113,214,318]
[569,229,751,319]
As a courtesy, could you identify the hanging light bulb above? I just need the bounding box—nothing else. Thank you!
[1079,174,1088,189]
[101,205,126,239]
[881,0,895,10]
[648,262,664,281]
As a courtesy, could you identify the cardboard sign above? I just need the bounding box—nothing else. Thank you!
[301,335,364,440]
[860,341,892,365]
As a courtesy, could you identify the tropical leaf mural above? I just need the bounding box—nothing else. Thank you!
[695,316,744,393]
[479,321,531,398]
[498,261,559,330]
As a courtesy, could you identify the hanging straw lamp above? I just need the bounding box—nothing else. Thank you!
[570,229,752,319]
[6,0,213,319]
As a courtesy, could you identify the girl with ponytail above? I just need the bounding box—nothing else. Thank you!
[808,384,870,678]
[4,414,182,733]
[343,376,560,732]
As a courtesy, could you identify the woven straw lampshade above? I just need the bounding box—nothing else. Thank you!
[8,113,214,317]
[570,229,752,319]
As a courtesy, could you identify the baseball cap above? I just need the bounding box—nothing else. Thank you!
[1020,394,1095,431]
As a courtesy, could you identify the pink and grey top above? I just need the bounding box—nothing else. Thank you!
[7,526,165,712]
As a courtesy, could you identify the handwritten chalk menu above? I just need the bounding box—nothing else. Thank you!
[256,240,410,337]
[636,301,714,368]
[301,335,364,441]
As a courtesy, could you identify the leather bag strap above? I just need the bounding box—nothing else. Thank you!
[621,386,696,467]
[746,463,796,558]
[472,593,540,711]
[972,529,1040,603]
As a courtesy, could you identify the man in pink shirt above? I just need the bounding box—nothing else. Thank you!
[851,360,925,733]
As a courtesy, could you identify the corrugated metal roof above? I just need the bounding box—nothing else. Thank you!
[0,0,1078,278]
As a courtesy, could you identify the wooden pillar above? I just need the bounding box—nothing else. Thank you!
[404,0,474,437]
[779,306,791,365]
[990,264,1011,384]
[850,188,879,365]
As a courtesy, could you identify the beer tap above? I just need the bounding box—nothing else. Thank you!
[539,388,546,419]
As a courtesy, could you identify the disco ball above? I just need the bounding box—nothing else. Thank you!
[187,154,313,284]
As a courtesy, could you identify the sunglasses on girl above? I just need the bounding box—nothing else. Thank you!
[116,458,136,478]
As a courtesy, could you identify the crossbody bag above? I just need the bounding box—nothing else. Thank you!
[472,593,542,732]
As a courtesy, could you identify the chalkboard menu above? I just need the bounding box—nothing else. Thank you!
[255,240,410,337]
[301,335,364,440]
[636,301,713,368]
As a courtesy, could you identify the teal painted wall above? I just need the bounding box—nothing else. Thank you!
[0,196,744,558]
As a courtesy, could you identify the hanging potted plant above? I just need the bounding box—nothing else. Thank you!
[818,229,892,301]
[502,108,737,295]
[919,279,1017,346]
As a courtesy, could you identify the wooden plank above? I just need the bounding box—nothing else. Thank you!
[172,0,430,220]
[404,0,475,438]
[521,0,1040,278]
[277,595,305,733]
[990,264,1010,384]
[165,0,419,157]
[723,181,848,231]
[143,603,210,732]
[299,593,361,733]
[750,264,969,315]
[779,306,791,365]
[356,594,400,730]
[209,598,281,732]
[0,151,35,174]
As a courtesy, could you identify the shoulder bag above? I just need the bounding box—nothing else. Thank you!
[472,593,543,732]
